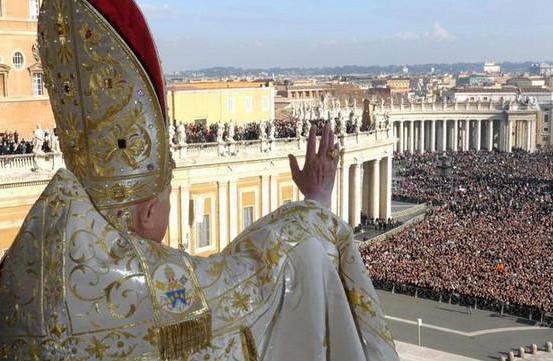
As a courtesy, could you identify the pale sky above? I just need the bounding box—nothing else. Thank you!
[138,0,553,72]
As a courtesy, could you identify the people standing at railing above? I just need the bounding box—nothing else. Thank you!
[0,131,34,155]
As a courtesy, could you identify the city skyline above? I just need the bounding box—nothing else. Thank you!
[138,0,553,72]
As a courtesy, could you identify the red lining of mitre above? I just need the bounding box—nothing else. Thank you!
[86,0,167,121]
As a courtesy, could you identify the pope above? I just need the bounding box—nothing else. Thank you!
[0,0,399,360]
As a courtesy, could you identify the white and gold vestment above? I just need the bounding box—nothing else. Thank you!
[0,0,399,359]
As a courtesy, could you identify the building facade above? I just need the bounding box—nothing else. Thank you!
[0,128,395,259]
[0,0,54,138]
[378,99,540,154]
[167,81,275,126]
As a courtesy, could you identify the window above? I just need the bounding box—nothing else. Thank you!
[196,214,211,248]
[0,74,5,97]
[194,119,207,126]
[545,112,550,124]
[244,96,253,113]
[32,73,44,96]
[12,52,24,69]
[227,96,235,113]
[243,206,254,230]
[262,95,270,112]
[30,0,40,19]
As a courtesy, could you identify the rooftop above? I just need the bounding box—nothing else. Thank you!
[449,87,518,93]
[168,81,272,91]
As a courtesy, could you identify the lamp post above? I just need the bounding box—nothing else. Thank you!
[417,318,423,346]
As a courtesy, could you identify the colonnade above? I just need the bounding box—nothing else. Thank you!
[339,157,393,226]
[392,118,536,154]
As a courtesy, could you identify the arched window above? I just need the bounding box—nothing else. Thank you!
[12,52,24,69]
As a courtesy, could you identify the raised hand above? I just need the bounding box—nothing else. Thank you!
[288,122,340,209]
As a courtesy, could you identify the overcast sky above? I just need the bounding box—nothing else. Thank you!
[138,0,553,72]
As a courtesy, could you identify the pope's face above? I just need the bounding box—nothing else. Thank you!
[150,185,171,242]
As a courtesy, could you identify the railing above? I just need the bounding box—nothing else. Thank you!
[372,279,553,326]
[0,154,36,169]
[172,128,393,162]
[374,100,539,114]
[0,129,394,177]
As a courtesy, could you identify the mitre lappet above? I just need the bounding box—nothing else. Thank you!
[0,0,399,360]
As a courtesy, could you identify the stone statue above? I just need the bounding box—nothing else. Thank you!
[304,119,311,136]
[268,119,275,140]
[259,121,267,140]
[168,122,176,145]
[296,119,303,138]
[339,115,347,136]
[33,125,45,154]
[308,104,314,121]
[176,121,186,146]
[217,122,225,143]
[50,130,60,153]
[227,120,236,142]
[329,115,336,134]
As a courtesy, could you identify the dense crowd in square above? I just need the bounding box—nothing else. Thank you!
[361,150,553,313]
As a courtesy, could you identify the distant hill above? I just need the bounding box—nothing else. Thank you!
[168,61,548,78]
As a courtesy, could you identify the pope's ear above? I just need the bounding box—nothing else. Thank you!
[136,196,160,229]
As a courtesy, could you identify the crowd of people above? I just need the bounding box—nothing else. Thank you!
[0,131,33,155]
[361,150,553,313]
[178,117,370,144]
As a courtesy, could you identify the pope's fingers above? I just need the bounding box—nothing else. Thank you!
[318,123,329,158]
[288,154,301,181]
[328,125,335,153]
[332,142,340,165]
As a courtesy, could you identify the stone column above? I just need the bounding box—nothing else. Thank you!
[228,180,238,241]
[526,120,532,152]
[340,163,349,222]
[349,163,361,227]
[506,120,513,152]
[487,120,494,151]
[362,162,370,216]
[409,121,414,153]
[369,159,380,220]
[270,175,278,212]
[419,120,425,153]
[261,175,270,216]
[441,120,447,152]
[430,120,436,152]
[168,189,180,248]
[463,120,470,151]
[180,185,191,252]
[499,119,506,152]
[453,119,459,151]
[476,119,482,151]
[398,121,404,154]
[392,123,397,152]
[331,173,339,214]
[379,157,392,219]
[218,181,229,249]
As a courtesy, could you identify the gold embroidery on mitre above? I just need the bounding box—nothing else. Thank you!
[38,0,172,232]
